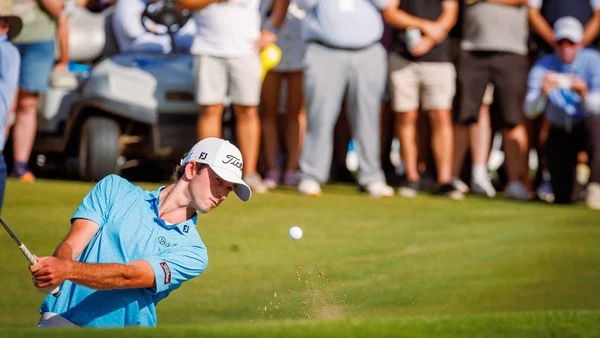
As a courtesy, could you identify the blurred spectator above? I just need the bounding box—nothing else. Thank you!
[524,16,600,210]
[0,0,22,212]
[528,0,600,60]
[113,0,197,54]
[8,0,68,183]
[454,0,531,201]
[259,0,306,189]
[382,0,461,200]
[294,0,393,198]
[183,0,273,193]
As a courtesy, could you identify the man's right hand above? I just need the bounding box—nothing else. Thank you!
[420,21,447,44]
[542,71,560,95]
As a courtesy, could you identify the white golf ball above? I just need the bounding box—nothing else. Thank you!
[288,226,303,241]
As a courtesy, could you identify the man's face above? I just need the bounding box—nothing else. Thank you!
[187,163,235,214]
[0,20,9,36]
[555,39,580,64]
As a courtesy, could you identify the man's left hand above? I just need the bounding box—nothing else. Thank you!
[29,256,72,289]
[410,36,436,57]
[571,76,589,98]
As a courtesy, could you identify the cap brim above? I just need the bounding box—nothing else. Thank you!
[210,165,251,202]
[555,33,581,44]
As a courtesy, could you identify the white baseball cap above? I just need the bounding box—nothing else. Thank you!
[180,138,251,202]
[554,16,583,43]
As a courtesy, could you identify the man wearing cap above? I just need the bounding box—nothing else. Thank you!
[525,16,600,209]
[29,137,252,328]
[0,0,22,213]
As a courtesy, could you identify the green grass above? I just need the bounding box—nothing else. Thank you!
[1,178,599,337]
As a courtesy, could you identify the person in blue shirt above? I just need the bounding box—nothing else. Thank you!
[29,137,252,328]
[524,16,600,210]
[0,1,22,213]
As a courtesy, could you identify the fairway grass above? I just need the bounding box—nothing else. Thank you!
[1,178,599,337]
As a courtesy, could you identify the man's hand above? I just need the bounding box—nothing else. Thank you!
[410,36,435,57]
[256,29,277,51]
[54,62,69,74]
[571,76,589,98]
[29,256,72,289]
[420,21,447,43]
[541,71,560,95]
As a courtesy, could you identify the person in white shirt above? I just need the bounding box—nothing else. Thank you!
[180,0,276,194]
[113,0,197,54]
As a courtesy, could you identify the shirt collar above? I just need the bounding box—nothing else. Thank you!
[145,186,197,236]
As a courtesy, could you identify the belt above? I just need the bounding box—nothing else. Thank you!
[307,40,377,51]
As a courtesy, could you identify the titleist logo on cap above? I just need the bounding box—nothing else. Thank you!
[222,154,243,170]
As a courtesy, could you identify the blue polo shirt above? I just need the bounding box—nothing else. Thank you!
[39,175,208,327]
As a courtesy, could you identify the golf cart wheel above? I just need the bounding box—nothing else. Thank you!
[78,117,121,181]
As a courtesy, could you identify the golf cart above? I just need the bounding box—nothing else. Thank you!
[34,1,204,181]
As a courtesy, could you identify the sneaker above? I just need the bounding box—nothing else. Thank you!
[365,180,394,198]
[586,182,600,210]
[282,170,299,187]
[434,183,464,201]
[263,170,281,190]
[504,181,531,201]
[536,181,555,203]
[398,180,419,198]
[471,176,496,198]
[298,179,321,196]
[11,170,36,183]
[243,173,268,194]
[452,177,470,194]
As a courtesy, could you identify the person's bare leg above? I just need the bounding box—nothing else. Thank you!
[471,105,491,167]
[284,71,306,174]
[429,109,454,184]
[397,110,419,182]
[260,71,282,173]
[197,104,224,140]
[233,104,261,177]
[4,89,17,140]
[12,90,38,179]
[503,124,529,197]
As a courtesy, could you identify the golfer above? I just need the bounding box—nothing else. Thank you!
[30,138,251,328]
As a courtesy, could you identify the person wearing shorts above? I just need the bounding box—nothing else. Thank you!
[383,0,462,200]
[9,0,68,183]
[33,138,252,328]
[455,0,531,200]
[185,0,275,194]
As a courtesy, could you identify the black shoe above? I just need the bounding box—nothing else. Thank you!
[434,183,464,201]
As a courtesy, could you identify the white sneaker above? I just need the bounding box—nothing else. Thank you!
[452,178,470,194]
[504,181,531,201]
[536,181,555,203]
[471,176,496,198]
[586,183,600,210]
[365,180,394,198]
[243,173,269,194]
[298,179,322,196]
[398,181,419,198]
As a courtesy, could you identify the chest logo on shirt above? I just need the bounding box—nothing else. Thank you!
[183,225,189,233]
[158,236,170,247]
[159,262,172,285]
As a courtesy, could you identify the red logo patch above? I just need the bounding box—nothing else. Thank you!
[159,262,171,285]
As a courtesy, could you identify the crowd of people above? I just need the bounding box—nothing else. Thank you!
[0,0,599,211]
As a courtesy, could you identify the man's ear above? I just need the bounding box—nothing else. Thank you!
[184,162,197,180]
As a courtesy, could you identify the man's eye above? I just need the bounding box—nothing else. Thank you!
[227,187,234,192]
[216,178,223,184]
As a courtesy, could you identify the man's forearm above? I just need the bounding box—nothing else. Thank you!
[528,8,554,45]
[67,261,154,290]
[436,1,458,32]
[57,14,69,65]
[583,12,600,46]
[489,0,527,6]
[268,0,290,29]
[382,7,427,30]
[53,241,75,260]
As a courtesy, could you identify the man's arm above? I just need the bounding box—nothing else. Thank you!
[583,1,600,46]
[488,0,527,6]
[55,13,69,72]
[292,0,318,11]
[31,257,156,290]
[52,219,101,260]
[528,0,554,46]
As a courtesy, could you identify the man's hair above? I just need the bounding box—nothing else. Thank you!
[174,161,208,179]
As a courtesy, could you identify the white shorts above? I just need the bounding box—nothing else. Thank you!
[37,312,79,328]
[193,54,262,106]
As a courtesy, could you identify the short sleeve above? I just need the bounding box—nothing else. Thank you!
[528,0,542,9]
[144,245,208,294]
[592,0,600,11]
[70,175,122,228]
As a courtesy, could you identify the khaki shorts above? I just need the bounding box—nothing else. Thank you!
[194,54,262,106]
[388,53,456,112]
